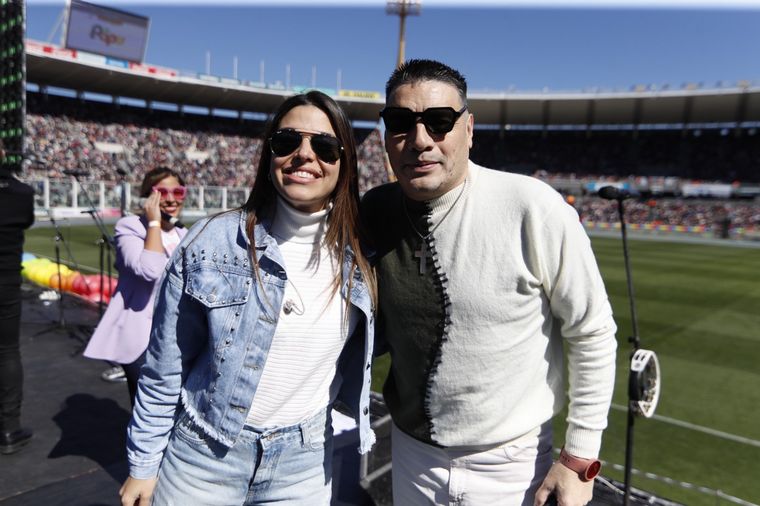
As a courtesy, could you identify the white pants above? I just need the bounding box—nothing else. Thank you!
[391,423,553,506]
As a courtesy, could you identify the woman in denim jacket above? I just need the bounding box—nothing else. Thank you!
[120,91,377,506]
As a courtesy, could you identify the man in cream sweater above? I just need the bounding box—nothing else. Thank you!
[363,59,617,506]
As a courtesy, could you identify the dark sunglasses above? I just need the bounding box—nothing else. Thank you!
[269,128,343,164]
[380,105,467,134]
[152,185,187,200]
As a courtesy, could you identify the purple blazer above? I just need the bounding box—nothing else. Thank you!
[83,215,187,364]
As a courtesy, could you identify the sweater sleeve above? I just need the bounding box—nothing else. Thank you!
[115,216,168,282]
[537,195,618,459]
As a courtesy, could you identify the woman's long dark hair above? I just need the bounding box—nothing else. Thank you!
[243,91,377,308]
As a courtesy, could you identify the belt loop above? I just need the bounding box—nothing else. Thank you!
[299,418,310,448]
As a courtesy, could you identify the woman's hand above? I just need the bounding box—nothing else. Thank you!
[143,189,162,223]
[119,476,158,506]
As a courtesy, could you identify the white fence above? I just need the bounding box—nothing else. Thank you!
[24,178,250,218]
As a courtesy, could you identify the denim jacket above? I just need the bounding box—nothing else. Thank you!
[126,209,376,479]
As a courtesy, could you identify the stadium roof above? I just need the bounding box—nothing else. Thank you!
[26,40,760,127]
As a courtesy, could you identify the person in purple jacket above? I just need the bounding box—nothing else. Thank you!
[84,167,187,404]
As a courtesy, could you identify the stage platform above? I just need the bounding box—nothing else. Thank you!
[0,283,674,506]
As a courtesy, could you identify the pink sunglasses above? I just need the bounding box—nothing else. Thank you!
[153,185,187,200]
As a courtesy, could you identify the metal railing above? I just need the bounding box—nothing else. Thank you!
[22,177,250,215]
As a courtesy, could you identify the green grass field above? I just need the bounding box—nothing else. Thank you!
[25,225,760,505]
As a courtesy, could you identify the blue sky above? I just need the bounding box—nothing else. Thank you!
[25,1,760,93]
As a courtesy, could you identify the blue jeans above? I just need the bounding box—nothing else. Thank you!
[152,408,333,505]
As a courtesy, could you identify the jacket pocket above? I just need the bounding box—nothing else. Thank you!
[184,263,251,308]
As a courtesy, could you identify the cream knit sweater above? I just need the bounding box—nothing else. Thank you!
[364,162,617,458]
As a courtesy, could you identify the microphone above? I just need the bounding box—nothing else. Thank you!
[161,211,185,229]
[63,169,89,177]
[598,186,634,200]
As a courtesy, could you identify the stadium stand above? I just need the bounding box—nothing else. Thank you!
[21,90,759,240]
[470,128,760,182]
[24,92,390,194]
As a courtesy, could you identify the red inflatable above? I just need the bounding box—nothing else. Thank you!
[83,274,117,297]
[71,274,90,296]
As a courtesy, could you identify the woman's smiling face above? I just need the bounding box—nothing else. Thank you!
[269,105,341,213]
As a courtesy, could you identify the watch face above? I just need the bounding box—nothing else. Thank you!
[584,460,602,480]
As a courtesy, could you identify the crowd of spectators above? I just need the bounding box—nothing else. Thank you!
[573,197,760,233]
[24,92,390,194]
[470,128,760,183]
[355,128,391,192]
[21,91,760,237]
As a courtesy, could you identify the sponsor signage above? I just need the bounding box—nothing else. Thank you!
[681,183,732,198]
[105,57,129,69]
[65,0,150,63]
[27,40,77,59]
[339,89,382,99]
[128,62,177,78]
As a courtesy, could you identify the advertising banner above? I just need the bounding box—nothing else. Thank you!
[338,89,382,99]
[65,0,150,63]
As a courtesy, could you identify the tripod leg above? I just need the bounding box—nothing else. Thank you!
[54,233,66,328]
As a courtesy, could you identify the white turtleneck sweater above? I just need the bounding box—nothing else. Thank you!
[246,198,357,428]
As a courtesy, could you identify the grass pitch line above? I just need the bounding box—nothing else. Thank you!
[611,403,760,448]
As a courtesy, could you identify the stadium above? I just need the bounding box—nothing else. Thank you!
[1,2,759,506]
[18,38,760,241]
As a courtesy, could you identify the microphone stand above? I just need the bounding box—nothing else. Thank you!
[613,195,640,506]
[116,166,129,218]
[33,210,82,344]
[71,171,114,320]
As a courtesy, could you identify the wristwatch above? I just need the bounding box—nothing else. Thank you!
[558,447,601,482]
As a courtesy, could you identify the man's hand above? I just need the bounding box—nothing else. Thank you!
[119,476,158,506]
[534,462,594,506]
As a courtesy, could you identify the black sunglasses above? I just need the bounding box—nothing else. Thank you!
[379,105,467,135]
[269,128,343,164]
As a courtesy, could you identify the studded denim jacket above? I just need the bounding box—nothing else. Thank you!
[126,209,376,479]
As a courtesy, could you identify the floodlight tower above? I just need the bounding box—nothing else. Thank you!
[387,0,421,68]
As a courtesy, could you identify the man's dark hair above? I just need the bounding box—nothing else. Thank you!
[385,59,468,106]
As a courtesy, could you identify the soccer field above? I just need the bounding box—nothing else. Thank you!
[24,225,760,505]
[590,236,760,505]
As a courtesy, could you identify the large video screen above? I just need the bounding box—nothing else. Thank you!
[64,0,149,63]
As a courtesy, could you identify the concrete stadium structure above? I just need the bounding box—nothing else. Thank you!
[25,39,760,128]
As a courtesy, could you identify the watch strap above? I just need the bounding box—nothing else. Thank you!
[558,447,601,482]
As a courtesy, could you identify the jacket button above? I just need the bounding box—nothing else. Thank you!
[363,407,369,415]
